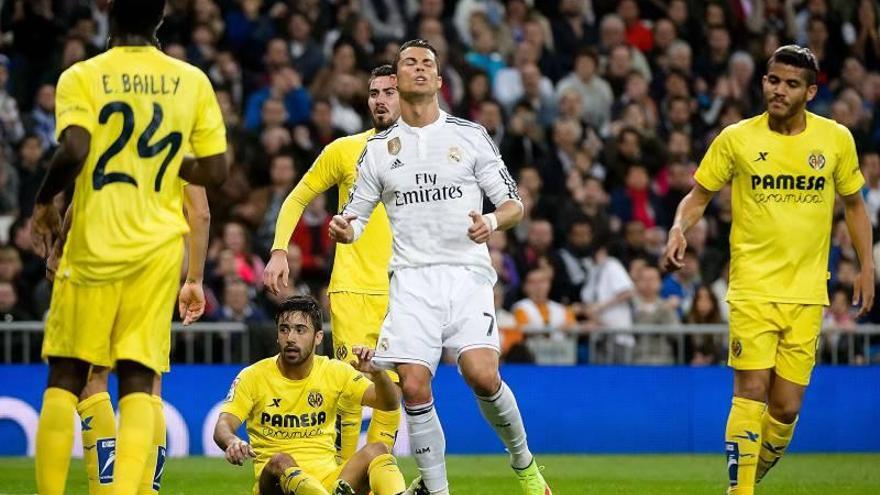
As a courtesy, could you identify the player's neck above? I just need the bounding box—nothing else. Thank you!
[767,110,807,136]
[400,97,440,128]
[108,33,156,48]
[276,355,314,380]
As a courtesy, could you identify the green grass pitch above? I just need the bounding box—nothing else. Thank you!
[1,454,878,494]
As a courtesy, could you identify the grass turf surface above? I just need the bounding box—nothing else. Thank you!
[1,454,878,494]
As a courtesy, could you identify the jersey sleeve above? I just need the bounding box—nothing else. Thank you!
[694,128,734,191]
[189,71,227,158]
[341,145,382,241]
[337,364,372,407]
[833,126,865,196]
[55,65,94,139]
[471,126,521,207]
[270,144,340,252]
[219,368,256,422]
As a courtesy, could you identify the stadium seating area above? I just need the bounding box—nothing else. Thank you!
[1,0,880,365]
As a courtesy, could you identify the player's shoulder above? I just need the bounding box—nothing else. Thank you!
[238,356,277,379]
[365,122,401,145]
[329,129,375,153]
[806,111,852,140]
[720,113,766,138]
[160,52,213,83]
[443,113,497,149]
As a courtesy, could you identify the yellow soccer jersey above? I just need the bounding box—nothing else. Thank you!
[220,355,372,477]
[694,112,864,305]
[55,46,226,283]
[272,130,392,294]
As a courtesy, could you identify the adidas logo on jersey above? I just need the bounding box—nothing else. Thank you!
[391,158,405,170]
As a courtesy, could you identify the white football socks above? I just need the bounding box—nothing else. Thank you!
[476,381,533,470]
[405,400,449,494]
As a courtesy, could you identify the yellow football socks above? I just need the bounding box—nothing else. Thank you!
[757,410,796,483]
[138,395,166,495]
[725,397,765,495]
[78,392,116,495]
[36,387,79,495]
[367,408,401,453]
[368,453,406,495]
[336,399,363,462]
[113,393,155,495]
[281,466,330,495]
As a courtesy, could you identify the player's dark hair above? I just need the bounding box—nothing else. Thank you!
[394,39,440,75]
[767,45,819,85]
[369,64,395,84]
[275,295,323,332]
[109,0,166,39]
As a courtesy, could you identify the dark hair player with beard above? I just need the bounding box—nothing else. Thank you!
[214,296,405,495]
[662,45,874,494]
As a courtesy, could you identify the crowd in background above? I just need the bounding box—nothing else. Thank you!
[1,0,879,365]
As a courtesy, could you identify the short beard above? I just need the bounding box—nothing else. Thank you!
[372,115,394,131]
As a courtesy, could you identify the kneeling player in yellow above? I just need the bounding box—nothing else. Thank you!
[213,296,406,495]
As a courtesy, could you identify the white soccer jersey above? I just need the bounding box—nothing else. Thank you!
[342,110,521,284]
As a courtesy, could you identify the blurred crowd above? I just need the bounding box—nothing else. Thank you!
[1,0,879,365]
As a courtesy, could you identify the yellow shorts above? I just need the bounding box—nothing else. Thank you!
[42,239,183,374]
[329,292,397,382]
[253,458,344,494]
[727,300,823,385]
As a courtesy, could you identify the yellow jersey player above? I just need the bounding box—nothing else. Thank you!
[662,45,874,495]
[213,296,406,495]
[30,1,228,494]
[263,64,400,461]
[46,179,211,495]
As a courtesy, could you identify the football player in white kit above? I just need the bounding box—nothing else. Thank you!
[330,39,551,495]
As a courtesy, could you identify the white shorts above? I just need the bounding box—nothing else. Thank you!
[373,265,501,374]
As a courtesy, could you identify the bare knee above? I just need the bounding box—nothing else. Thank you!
[80,367,111,400]
[399,368,433,406]
[362,442,390,461]
[47,357,90,396]
[734,372,770,402]
[463,368,501,397]
[767,398,800,424]
[266,453,295,476]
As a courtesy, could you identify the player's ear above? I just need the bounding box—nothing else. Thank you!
[805,82,818,102]
[315,329,324,347]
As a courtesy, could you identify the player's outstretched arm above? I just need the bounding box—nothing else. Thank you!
[842,191,875,316]
[352,346,401,411]
[468,199,524,243]
[661,183,716,272]
[32,126,90,257]
[179,184,211,325]
[213,412,256,466]
[265,180,323,294]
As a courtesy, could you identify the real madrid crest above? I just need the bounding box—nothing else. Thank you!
[448,146,461,163]
[307,390,324,408]
[388,137,401,155]
[379,337,390,352]
[807,150,826,171]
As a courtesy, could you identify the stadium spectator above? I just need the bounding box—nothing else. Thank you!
[214,278,270,324]
[661,247,701,317]
[685,285,725,366]
[579,244,635,363]
[631,264,678,364]
[558,47,612,132]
